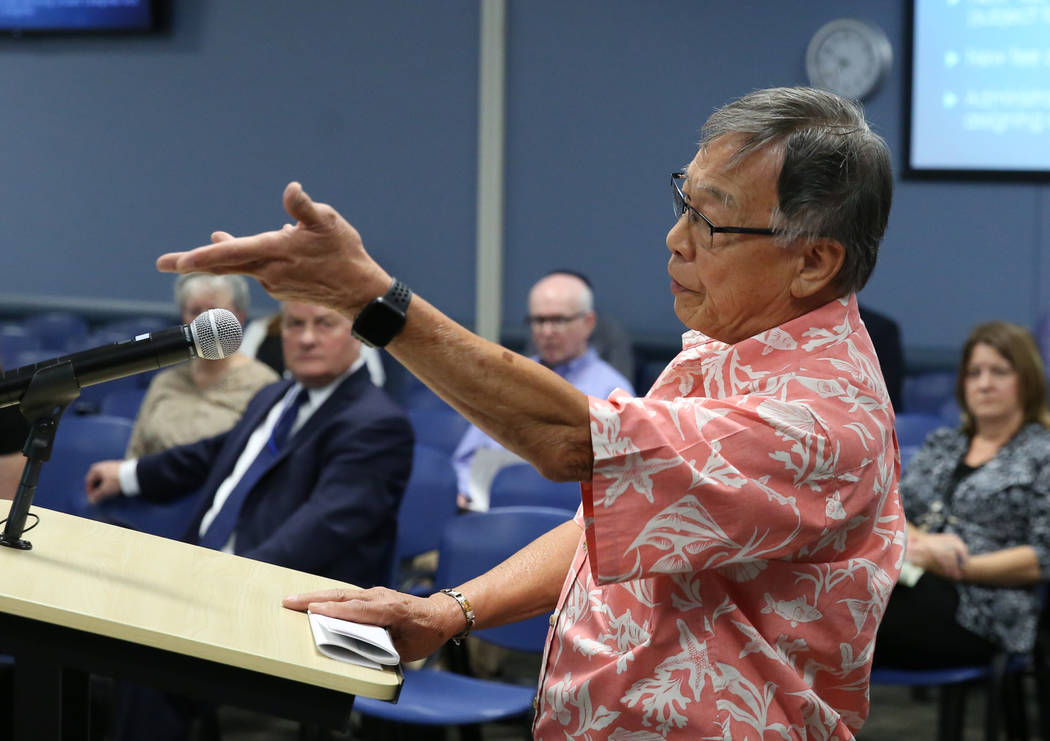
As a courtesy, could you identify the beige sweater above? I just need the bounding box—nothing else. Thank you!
[125,357,278,459]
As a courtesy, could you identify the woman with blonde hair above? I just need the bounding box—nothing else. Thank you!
[875,321,1050,667]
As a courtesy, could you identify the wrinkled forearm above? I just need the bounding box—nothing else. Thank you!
[387,296,593,482]
[454,519,582,632]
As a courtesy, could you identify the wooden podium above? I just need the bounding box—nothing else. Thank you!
[0,506,402,740]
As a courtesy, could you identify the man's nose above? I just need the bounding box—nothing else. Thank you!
[666,218,692,259]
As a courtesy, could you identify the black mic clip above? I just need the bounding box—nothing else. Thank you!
[0,360,81,550]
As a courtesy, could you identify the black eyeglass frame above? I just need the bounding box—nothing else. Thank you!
[524,312,586,329]
[671,171,779,248]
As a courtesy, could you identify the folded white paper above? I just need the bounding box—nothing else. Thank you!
[308,611,400,670]
[898,560,925,587]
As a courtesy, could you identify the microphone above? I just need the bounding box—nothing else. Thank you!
[0,308,243,409]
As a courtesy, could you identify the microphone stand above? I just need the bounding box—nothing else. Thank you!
[0,361,80,550]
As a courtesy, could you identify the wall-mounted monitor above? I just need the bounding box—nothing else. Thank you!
[0,0,162,34]
[906,0,1050,178]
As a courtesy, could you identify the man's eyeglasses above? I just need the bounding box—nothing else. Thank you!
[671,171,778,250]
[525,313,585,329]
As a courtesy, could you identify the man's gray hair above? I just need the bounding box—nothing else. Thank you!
[174,273,251,315]
[701,87,893,294]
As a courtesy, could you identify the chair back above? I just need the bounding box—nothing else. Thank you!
[870,652,1030,739]
[407,407,470,455]
[903,370,957,415]
[395,374,454,410]
[22,311,90,352]
[10,349,58,368]
[99,386,149,420]
[895,412,946,448]
[33,414,134,515]
[489,462,582,512]
[390,444,459,588]
[0,330,40,368]
[899,444,920,471]
[435,506,575,653]
[98,316,175,337]
[73,374,146,415]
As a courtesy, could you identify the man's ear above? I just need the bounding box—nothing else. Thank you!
[582,311,597,338]
[791,238,845,299]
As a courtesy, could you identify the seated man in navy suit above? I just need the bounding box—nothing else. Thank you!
[86,300,414,590]
[85,301,414,741]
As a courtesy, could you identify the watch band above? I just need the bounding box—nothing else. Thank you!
[439,588,475,644]
[385,278,412,312]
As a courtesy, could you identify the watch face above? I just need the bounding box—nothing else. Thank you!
[805,19,892,101]
[352,298,407,348]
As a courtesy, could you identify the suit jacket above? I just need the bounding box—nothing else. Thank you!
[858,304,903,411]
[135,367,414,588]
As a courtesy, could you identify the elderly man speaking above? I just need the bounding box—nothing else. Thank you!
[158,87,904,739]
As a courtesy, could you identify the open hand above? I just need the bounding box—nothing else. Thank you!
[283,586,466,662]
[157,182,391,317]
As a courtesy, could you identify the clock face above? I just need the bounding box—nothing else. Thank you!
[806,19,892,101]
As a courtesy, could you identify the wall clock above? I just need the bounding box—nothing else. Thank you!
[805,18,893,101]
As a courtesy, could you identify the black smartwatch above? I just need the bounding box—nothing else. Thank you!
[351,278,413,348]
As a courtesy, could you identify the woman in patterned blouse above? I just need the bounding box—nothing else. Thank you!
[875,321,1050,666]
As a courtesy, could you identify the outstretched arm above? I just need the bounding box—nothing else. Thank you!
[282,519,582,661]
[158,183,592,482]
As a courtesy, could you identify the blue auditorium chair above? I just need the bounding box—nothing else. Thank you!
[32,414,133,516]
[489,462,582,512]
[73,374,144,416]
[902,370,957,416]
[899,444,920,471]
[99,386,149,421]
[870,653,1031,741]
[355,506,575,738]
[895,412,947,449]
[97,316,175,337]
[22,311,90,352]
[395,373,455,410]
[407,407,470,455]
[10,349,56,367]
[389,444,459,594]
[0,329,40,368]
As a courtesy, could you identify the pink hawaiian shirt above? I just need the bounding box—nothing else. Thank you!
[533,295,905,740]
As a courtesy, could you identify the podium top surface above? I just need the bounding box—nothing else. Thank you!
[0,506,401,700]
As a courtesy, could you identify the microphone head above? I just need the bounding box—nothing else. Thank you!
[189,308,243,360]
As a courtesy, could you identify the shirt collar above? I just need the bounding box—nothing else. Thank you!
[679,294,856,357]
[538,346,597,374]
[649,295,858,401]
[290,354,367,408]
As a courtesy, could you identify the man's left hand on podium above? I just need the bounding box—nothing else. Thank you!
[283,586,464,662]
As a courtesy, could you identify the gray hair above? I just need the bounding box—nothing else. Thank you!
[174,273,251,315]
[701,87,893,294]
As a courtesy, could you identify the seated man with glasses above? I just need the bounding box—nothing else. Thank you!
[451,271,635,510]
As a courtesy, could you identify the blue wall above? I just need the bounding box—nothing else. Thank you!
[1,1,1047,360]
